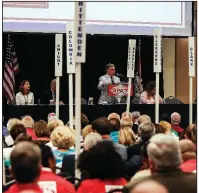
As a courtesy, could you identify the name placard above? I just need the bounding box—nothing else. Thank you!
[127,39,136,78]
[67,23,75,74]
[153,28,162,73]
[55,34,63,76]
[188,37,195,77]
[74,1,86,63]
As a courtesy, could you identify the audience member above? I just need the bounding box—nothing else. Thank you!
[184,124,197,147]
[22,116,37,140]
[159,121,178,138]
[108,112,120,121]
[109,118,120,143]
[154,123,166,134]
[7,118,23,131]
[82,125,93,140]
[77,140,127,193]
[131,111,140,134]
[122,112,133,119]
[137,115,151,125]
[171,112,184,136]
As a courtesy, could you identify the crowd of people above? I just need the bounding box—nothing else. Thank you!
[3,110,197,193]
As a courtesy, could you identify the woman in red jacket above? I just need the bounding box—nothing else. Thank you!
[77,140,127,193]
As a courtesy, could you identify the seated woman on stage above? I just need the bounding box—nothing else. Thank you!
[15,80,34,105]
[139,81,162,104]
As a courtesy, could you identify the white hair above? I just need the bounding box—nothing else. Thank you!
[22,116,34,128]
[107,113,120,121]
[147,134,182,168]
[84,132,102,150]
[138,121,155,140]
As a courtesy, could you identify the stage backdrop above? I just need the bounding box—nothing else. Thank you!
[2,33,164,104]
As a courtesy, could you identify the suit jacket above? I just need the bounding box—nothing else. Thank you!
[98,74,121,104]
[40,89,65,104]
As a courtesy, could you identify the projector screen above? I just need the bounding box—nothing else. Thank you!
[3,2,192,36]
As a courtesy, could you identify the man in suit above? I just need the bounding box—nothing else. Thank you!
[98,63,121,104]
[40,79,65,104]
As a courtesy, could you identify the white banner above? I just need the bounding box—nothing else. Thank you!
[188,37,195,77]
[153,28,162,73]
[127,39,136,78]
[55,34,63,76]
[67,23,75,74]
[74,1,86,63]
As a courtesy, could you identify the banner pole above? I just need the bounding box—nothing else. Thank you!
[126,77,132,117]
[155,73,159,123]
[55,76,60,119]
[69,74,74,128]
[189,77,193,124]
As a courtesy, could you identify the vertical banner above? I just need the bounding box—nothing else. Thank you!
[127,39,136,78]
[55,34,63,76]
[188,37,195,77]
[153,28,162,73]
[67,23,75,74]
[74,1,86,63]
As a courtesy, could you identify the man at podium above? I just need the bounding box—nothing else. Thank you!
[97,63,120,104]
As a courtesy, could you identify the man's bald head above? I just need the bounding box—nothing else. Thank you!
[10,141,41,183]
[130,180,168,193]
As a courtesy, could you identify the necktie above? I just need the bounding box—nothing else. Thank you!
[111,77,114,84]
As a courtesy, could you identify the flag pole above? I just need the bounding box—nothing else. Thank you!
[55,34,63,119]
[153,28,162,124]
[126,39,136,117]
[188,37,195,125]
[66,23,75,129]
[74,1,86,179]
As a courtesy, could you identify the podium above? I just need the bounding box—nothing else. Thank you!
[107,83,133,104]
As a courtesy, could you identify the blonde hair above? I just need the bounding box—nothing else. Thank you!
[121,112,132,119]
[82,125,93,139]
[119,117,136,146]
[159,121,171,134]
[7,118,23,131]
[47,119,64,134]
[50,126,75,149]
[22,116,34,128]
[138,115,151,125]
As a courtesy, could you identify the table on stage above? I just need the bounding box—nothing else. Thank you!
[3,104,196,128]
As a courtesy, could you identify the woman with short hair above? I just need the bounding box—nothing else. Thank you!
[16,80,34,105]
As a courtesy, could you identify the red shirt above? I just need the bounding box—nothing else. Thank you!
[5,168,76,193]
[171,124,183,133]
[77,178,127,193]
[26,128,38,140]
[180,159,197,173]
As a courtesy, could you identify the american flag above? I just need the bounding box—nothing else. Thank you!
[3,34,19,104]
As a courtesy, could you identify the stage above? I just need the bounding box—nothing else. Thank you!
[3,104,197,129]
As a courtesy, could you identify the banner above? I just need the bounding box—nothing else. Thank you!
[74,1,86,63]
[67,23,75,73]
[55,34,63,76]
[153,28,162,73]
[188,37,195,77]
[127,39,136,78]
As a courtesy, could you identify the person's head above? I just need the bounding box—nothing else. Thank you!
[147,134,182,171]
[154,123,166,134]
[47,119,64,134]
[105,63,115,77]
[179,139,196,162]
[81,113,89,129]
[145,81,156,95]
[51,79,56,92]
[138,121,155,141]
[132,111,140,123]
[10,141,41,183]
[15,133,32,144]
[110,118,120,131]
[159,121,172,134]
[126,180,169,193]
[7,118,23,131]
[22,116,34,128]
[10,123,27,141]
[171,112,181,125]
[39,144,56,173]
[91,117,113,136]
[19,80,31,94]
[108,113,120,121]
[121,112,132,119]
[138,115,151,125]
[84,132,103,150]
[184,124,197,144]
[34,120,49,138]
[78,140,126,179]
[50,126,75,149]
[47,112,56,121]
[82,125,94,139]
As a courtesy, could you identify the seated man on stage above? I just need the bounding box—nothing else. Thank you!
[40,79,65,105]
[139,81,163,104]
[97,63,120,104]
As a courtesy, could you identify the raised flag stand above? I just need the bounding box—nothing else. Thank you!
[126,39,136,117]
[55,34,63,119]
[188,37,195,125]
[153,28,162,124]
[74,1,86,179]
[67,23,75,129]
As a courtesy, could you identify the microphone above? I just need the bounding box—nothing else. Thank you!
[116,73,125,77]
[116,73,128,82]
